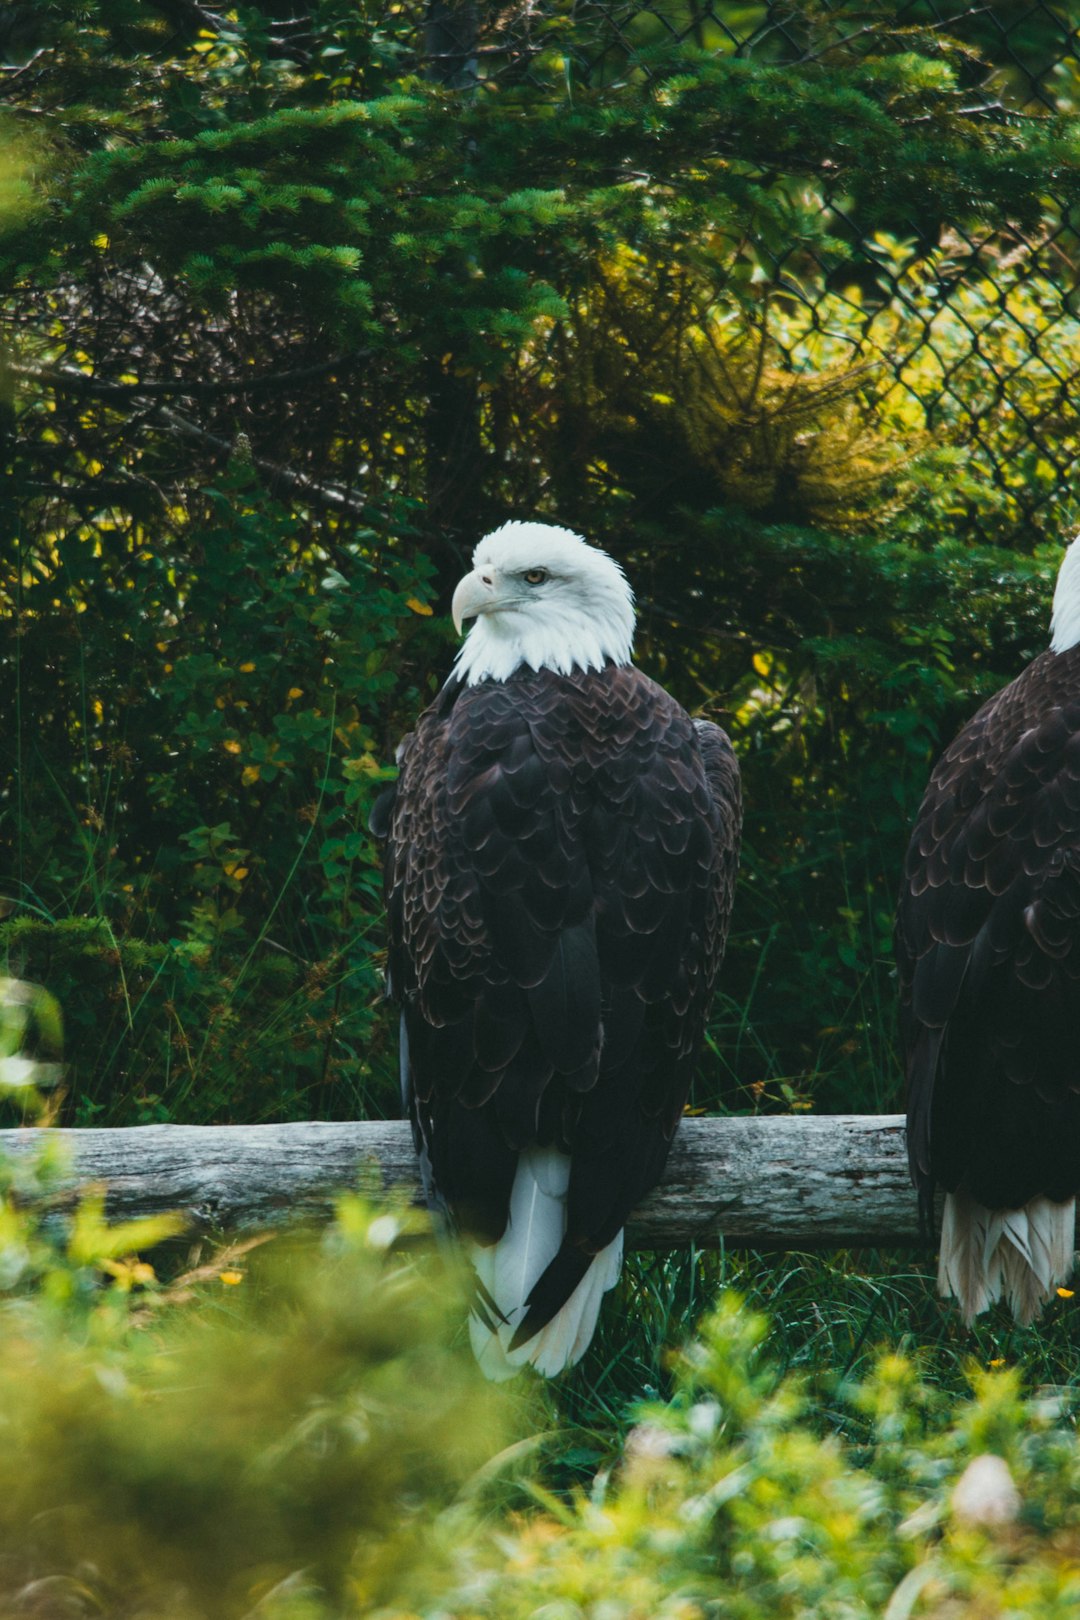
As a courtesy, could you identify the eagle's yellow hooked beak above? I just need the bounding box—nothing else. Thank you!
[451,568,499,635]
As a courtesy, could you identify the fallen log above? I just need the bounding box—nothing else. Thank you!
[0,1114,936,1247]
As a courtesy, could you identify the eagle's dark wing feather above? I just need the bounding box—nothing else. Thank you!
[896,647,1080,1215]
[377,663,740,1338]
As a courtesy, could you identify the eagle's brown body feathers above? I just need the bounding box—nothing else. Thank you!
[374,661,741,1355]
[896,645,1080,1319]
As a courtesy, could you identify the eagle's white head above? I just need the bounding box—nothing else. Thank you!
[1050,534,1080,654]
[451,521,636,685]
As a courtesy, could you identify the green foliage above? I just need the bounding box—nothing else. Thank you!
[0,970,63,1098]
[552,249,920,537]
[0,1134,511,1617]
[0,970,1075,1617]
[0,1209,507,1618]
[1,1,1079,1126]
[0,118,40,234]
[769,238,1080,548]
[3,471,437,1124]
[0,992,516,1614]
[550,1237,1080,1497]
[4,1103,1080,1620]
[442,1292,1080,1620]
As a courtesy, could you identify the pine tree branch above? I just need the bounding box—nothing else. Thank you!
[0,49,52,94]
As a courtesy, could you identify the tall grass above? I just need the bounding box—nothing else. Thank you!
[543,1244,1080,1490]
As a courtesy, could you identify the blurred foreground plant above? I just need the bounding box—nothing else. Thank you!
[0,1001,509,1618]
[1,1148,1080,1619]
[436,1293,1080,1620]
[7,982,1080,1619]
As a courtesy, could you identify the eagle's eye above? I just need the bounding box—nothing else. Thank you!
[523,568,549,586]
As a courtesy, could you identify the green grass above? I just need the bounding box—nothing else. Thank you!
[539,1245,1080,1492]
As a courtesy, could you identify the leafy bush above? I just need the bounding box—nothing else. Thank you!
[0,996,1076,1620]
[4,472,437,1125]
[0,1169,511,1617]
[0,984,510,1615]
[442,1294,1080,1620]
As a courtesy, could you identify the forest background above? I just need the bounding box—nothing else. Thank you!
[2,0,1080,1137]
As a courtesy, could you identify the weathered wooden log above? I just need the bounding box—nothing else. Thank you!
[0,1115,936,1247]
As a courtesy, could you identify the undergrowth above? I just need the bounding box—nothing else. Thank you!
[0,984,1078,1618]
[0,1161,1078,1618]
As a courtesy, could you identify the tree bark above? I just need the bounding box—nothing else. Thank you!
[0,1115,946,1248]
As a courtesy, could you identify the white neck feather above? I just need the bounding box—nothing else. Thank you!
[454,603,634,685]
[1050,536,1080,653]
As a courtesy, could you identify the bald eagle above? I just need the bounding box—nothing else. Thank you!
[370,522,741,1377]
[896,539,1080,1324]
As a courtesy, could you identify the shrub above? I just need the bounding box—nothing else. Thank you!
[4,473,437,1125]
[440,1294,1080,1620]
[0,1177,510,1617]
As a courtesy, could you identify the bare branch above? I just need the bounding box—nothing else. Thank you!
[156,405,371,518]
[10,355,368,400]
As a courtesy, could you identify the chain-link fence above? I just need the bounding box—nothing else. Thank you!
[404,1,1080,543]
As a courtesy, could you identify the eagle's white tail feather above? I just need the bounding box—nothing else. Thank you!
[467,1146,623,1380]
[516,1230,623,1378]
[939,1188,1076,1325]
[493,1144,570,1318]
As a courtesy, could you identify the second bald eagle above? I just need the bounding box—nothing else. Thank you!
[897,538,1080,1323]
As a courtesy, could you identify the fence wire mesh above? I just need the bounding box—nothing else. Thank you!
[404,0,1080,544]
